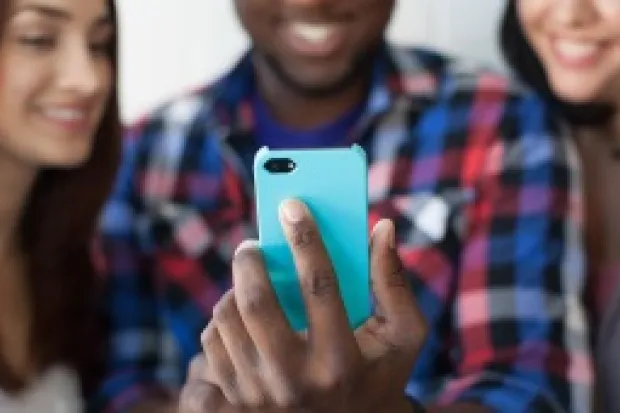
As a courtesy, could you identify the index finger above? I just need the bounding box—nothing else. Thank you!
[279,199,357,358]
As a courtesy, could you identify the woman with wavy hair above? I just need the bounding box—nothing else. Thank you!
[0,0,120,410]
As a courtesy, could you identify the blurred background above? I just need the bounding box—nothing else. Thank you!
[116,0,506,123]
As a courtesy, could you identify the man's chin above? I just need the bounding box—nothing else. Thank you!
[264,54,370,99]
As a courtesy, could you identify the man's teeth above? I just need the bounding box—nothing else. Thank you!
[290,23,335,43]
[555,40,600,60]
[44,109,86,121]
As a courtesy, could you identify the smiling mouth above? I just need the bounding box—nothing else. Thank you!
[39,107,93,132]
[552,38,607,68]
[284,21,346,57]
[43,108,87,121]
[291,22,337,43]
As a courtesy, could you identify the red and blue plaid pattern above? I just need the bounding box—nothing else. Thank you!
[92,46,592,413]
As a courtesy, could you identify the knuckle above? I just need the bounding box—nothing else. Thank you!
[187,355,206,379]
[273,384,306,409]
[200,324,218,349]
[367,322,401,355]
[384,321,412,351]
[202,348,238,397]
[212,293,236,324]
[179,381,216,413]
[239,284,271,316]
[179,383,201,413]
[264,369,306,408]
[302,267,338,298]
[393,310,428,351]
[238,285,269,317]
[290,220,318,249]
[243,387,267,409]
[386,322,426,356]
[386,262,408,289]
[219,372,239,402]
[313,364,352,394]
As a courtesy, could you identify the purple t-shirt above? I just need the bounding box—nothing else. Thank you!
[252,92,364,149]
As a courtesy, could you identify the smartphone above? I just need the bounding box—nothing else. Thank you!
[253,145,371,331]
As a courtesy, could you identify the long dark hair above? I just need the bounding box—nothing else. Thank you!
[500,0,614,126]
[0,0,121,396]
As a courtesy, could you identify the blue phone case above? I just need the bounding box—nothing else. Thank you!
[253,145,370,331]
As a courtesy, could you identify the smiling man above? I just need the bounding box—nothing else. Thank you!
[93,0,592,412]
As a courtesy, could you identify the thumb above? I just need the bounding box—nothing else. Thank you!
[357,219,427,356]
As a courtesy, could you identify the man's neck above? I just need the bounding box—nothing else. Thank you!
[254,61,371,131]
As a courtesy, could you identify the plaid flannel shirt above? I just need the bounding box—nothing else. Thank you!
[92,46,592,412]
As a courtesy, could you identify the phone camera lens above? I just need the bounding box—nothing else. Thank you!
[265,158,296,174]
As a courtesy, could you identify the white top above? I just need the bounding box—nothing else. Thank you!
[0,366,82,413]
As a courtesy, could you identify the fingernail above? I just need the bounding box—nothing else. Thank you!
[280,199,308,223]
[234,239,259,256]
[372,219,396,250]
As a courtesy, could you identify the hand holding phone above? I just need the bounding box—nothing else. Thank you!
[185,212,427,413]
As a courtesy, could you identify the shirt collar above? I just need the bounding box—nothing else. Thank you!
[205,43,440,139]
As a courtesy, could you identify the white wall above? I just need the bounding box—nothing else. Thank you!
[117,1,506,123]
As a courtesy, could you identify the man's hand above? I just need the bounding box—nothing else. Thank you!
[179,199,428,413]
